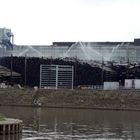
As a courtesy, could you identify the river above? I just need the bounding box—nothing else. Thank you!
[0,106,140,140]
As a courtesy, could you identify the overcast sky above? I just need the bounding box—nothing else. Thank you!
[0,0,140,45]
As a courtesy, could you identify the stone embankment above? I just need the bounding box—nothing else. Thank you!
[0,88,140,111]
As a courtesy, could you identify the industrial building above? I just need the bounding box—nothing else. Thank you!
[11,41,140,63]
[0,27,140,63]
[0,28,140,88]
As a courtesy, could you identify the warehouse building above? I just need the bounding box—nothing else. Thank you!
[0,28,140,63]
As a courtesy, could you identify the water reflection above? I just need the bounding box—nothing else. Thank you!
[0,106,140,139]
[32,108,41,132]
[0,134,22,140]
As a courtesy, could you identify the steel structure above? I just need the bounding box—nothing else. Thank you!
[40,65,74,89]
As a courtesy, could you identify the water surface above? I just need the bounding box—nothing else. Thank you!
[0,106,140,140]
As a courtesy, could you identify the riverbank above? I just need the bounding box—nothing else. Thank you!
[0,88,140,111]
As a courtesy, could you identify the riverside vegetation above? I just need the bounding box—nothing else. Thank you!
[0,114,5,121]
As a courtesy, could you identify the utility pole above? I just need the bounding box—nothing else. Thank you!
[74,56,77,88]
[10,54,13,85]
[24,55,27,86]
[11,34,14,50]
[101,56,104,88]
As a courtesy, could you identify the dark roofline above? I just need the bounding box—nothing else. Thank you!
[53,41,134,46]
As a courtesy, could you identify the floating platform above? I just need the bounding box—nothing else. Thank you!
[0,118,22,135]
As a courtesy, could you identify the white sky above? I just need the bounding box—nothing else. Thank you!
[0,0,140,45]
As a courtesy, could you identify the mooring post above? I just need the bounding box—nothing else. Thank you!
[0,119,22,136]
[8,124,10,134]
[19,123,22,132]
[16,124,18,133]
[12,124,15,134]
[3,125,5,135]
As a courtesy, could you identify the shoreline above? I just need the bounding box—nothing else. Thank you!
[0,88,140,111]
[1,104,140,112]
